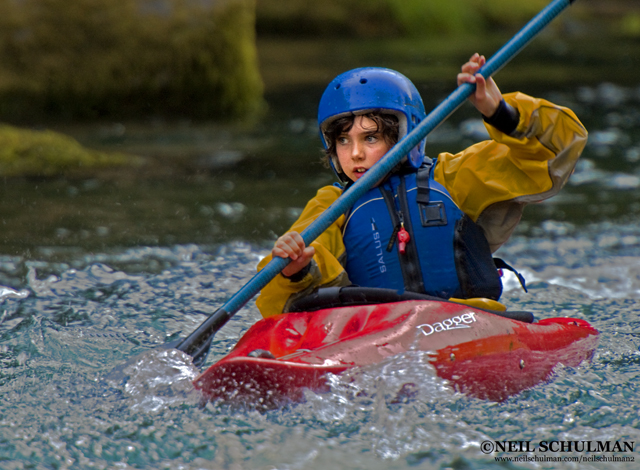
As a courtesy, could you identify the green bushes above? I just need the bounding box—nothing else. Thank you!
[256,0,550,37]
[388,0,551,36]
[0,0,263,121]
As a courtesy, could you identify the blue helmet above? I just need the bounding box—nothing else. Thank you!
[318,67,427,182]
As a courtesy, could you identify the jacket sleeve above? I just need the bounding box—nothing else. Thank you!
[433,92,588,252]
[255,185,350,318]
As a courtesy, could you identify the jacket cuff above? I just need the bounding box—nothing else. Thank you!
[281,261,313,283]
[483,99,520,136]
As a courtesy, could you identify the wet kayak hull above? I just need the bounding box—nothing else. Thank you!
[194,299,598,406]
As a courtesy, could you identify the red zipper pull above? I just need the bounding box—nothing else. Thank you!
[397,225,410,254]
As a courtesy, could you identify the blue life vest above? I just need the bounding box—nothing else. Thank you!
[342,162,503,300]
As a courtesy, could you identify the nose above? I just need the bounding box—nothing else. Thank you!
[351,139,365,161]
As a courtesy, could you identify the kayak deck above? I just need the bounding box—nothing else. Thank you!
[193,299,598,407]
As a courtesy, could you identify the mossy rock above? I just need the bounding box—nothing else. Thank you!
[0,0,263,121]
[0,124,137,176]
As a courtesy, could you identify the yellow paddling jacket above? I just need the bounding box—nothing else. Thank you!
[256,92,588,318]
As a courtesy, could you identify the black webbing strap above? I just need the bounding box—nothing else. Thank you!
[494,257,528,293]
[416,160,432,206]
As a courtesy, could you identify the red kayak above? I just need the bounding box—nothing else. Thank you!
[194,288,598,407]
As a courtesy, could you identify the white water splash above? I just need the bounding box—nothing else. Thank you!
[106,348,201,413]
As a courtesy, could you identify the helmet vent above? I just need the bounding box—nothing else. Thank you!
[335,84,341,89]
[360,78,368,84]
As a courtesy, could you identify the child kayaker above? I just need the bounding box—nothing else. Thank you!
[256,53,588,318]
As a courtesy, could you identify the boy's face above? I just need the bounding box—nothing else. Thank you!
[335,115,392,182]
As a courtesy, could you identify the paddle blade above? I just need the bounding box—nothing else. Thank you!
[175,307,230,366]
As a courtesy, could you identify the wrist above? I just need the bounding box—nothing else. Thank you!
[483,99,520,135]
[281,262,312,282]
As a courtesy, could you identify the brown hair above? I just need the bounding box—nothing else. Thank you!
[321,112,399,171]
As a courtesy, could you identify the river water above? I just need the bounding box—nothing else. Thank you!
[2,26,640,469]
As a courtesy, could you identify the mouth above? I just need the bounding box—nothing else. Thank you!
[353,167,367,176]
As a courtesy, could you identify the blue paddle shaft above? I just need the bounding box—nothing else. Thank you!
[177,0,576,358]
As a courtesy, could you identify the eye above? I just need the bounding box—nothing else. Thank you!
[337,136,349,145]
[365,134,379,143]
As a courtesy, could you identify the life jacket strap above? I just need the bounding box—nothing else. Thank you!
[494,257,528,293]
[416,160,432,206]
[416,161,448,227]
